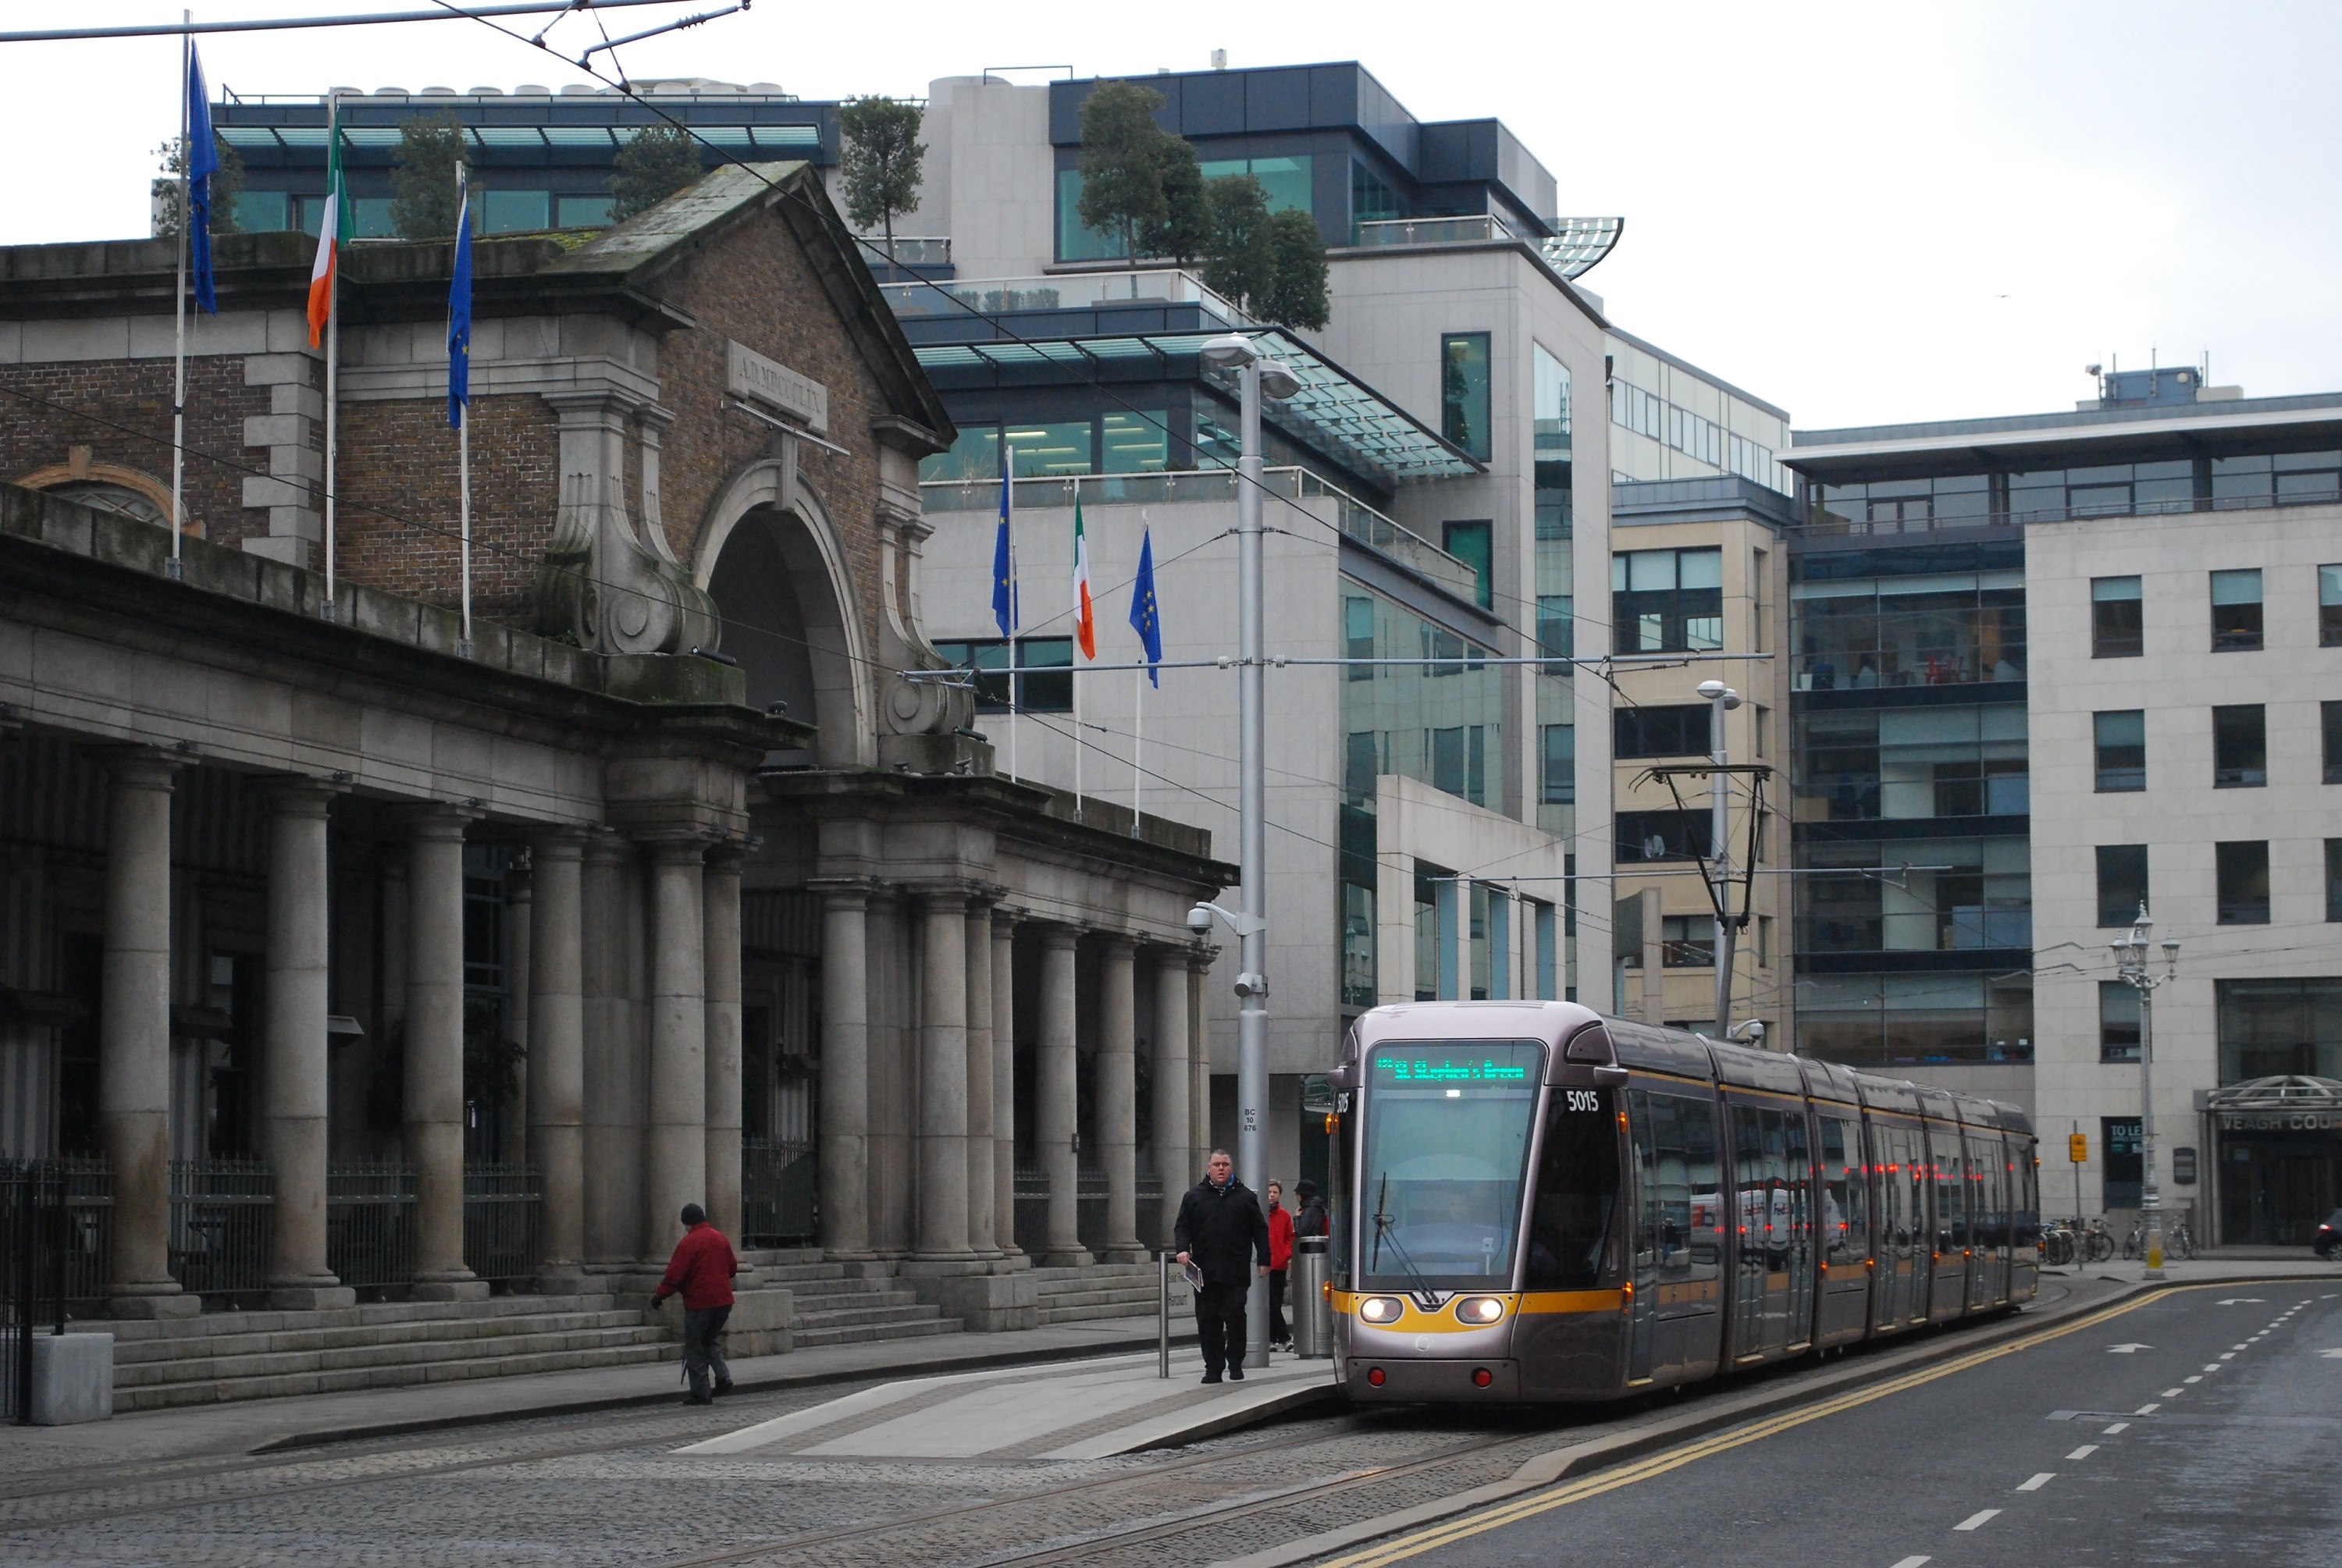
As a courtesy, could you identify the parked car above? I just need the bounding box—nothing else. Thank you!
[2316,1209,2342,1260]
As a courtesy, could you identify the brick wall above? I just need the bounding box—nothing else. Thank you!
[0,354,266,546]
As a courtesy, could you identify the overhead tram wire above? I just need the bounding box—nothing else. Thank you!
[0,1,710,45]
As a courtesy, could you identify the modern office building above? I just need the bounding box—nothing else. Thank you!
[1783,367,2342,1245]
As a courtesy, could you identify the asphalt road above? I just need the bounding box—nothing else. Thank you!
[1337,1282,2342,1568]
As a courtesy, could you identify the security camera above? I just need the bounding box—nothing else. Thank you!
[1187,904,1214,933]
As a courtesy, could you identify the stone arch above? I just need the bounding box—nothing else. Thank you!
[16,458,181,532]
[694,457,873,769]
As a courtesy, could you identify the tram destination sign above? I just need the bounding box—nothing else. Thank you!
[1372,1053,1532,1084]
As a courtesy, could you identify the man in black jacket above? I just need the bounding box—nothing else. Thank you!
[1173,1148,1272,1384]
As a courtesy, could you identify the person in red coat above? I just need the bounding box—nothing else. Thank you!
[1265,1180,1296,1352]
[652,1203,739,1404]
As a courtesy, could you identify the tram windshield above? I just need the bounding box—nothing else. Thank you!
[1358,1042,1542,1289]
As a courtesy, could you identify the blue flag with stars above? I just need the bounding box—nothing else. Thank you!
[447,189,473,428]
[185,44,219,315]
[1128,527,1162,686]
[991,468,1017,637]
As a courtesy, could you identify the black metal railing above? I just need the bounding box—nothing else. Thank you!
[740,1136,817,1248]
[2,1161,100,1422]
[169,1159,273,1304]
[462,1163,540,1287]
[328,1161,415,1293]
[1013,1168,1167,1257]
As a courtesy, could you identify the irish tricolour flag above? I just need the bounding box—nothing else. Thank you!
[1070,496,1097,660]
[306,101,346,347]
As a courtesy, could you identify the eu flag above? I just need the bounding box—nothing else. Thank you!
[185,46,219,315]
[447,191,473,429]
[1128,527,1162,686]
[991,469,1016,636]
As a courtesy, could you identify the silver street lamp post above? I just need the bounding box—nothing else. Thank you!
[2112,906,2181,1279]
[1197,332,1299,1369]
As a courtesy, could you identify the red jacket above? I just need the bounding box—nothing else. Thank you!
[1267,1204,1294,1271]
[653,1223,738,1310]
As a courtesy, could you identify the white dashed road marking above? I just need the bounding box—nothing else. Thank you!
[2017,1473,2055,1492]
[2102,1421,2130,1435]
[1954,1509,2002,1531]
[2162,1386,2186,1396]
[2067,1444,2098,1460]
[2136,1403,2162,1414]
[1888,1557,1931,1568]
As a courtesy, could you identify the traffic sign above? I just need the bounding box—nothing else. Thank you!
[2070,1132,2088,1164]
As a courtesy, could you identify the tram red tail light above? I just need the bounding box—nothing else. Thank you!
[1471,1367,1493,1388]
[1366,1367,1386,1387]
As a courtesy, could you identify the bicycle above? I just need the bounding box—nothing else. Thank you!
[2081,1218,2117,1264]
[2166,1219,2197,1261]
[2123,1220,2143,1260]
[2040,1221,2077,1268]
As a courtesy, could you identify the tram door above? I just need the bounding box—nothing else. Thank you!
[1968,1131,2006,1308]
[1927,1124,1968,1320]
[1728,1102,1799,1361]
[1627,1093,1659,1383]
[1626,1088,1724,1381]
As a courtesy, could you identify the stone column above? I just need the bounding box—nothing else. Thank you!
[404,805,485,1300]
[528,829,587,1285]
[1188,951,1213,1178]
[503,865,532,1171]
[643,838,707,1259]
[913,888,973,1258]
[991,912,1021,1258]
[1150,947,1191,1243]
[579,830,634,1264]
[1095,936,1144,1262]
[703,847,744,1246]
[963,896,998,1257]
[817,883,872,1258]
[1035,925,1089,1267]
[98,751,191,1317]
[263,780,350,1308]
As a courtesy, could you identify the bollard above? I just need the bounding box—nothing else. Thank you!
[1292,1236,1333,1358]
[1158,1251,1171,1378]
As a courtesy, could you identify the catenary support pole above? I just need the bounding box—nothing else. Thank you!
[1236,355,1270,1370]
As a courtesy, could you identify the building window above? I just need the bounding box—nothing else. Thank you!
[1006,422,1093,478]
[1753,704,1769,759]
[1102,411,1169,473]
[1429,725,1487,805]
[2095,844,2148,928]
[1613,547,1724,654]
[2102,1117,2143,1210]
[1536,594,1571,661]
[2322,565,2342,647]
[1344,731,1379,803]
[1197,154,1313,214]
[1614,704,1712,759]
[1443,521,1493,609]
[1756,914,1773,969]
[1617,809,1709,863]
[2091,575,2143,657]
[1539,724,1575,805]
[1660,916,1712,967]
[2216,840,2271,925]
[2218,977,2342,1081]
[1532,343,1571,539]
[932,636,1073,713]
[1350,158,1401,233]
[556,194,614,228]
[2099,981,2141,1063]
[2328,840,2342,923]
[2326,701,2342,784]
[1344,596,1375,681]
[2210,568,2264,652]
[2212,705,2267,788]
[235,190,290,232]
[2094,710,2146,791]
[482,189,550,233]
[1440,332,1492,462]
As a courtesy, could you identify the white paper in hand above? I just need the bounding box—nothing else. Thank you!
[1182,1260,1205,1292]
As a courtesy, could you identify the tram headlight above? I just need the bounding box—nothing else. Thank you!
[1454,1296,1505,1325]
[1358,1296,1404,1324]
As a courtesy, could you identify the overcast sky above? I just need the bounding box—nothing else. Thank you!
[12,1,2339,428]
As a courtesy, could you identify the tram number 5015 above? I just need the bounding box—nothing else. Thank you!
[1563,1090,1603,1113]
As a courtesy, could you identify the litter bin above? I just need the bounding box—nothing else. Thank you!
[1291,1236,1333,1358]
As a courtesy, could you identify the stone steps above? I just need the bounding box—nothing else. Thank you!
[789,1315,959,1349]
[1030,1264,1170,1327]
[116,1338,677,1413]
[110,1307,649,1365]
[116,1321,673,1390]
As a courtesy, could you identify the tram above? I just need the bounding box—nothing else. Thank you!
[1326,1000,2039,1404]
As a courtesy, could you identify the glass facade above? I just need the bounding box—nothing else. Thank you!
[1795,969,2034,1066]
[1796,837,2031,956]
[1793,704,2027,821]
[2219,979,2342,1081]
[1810,449,2342,536]
[1440,332,1491,462]
[1792,571,2025,690]
[1056,155,1315,262]
[919,411,1173,482]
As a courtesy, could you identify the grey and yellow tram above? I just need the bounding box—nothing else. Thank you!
[1327,1000,2039,1403]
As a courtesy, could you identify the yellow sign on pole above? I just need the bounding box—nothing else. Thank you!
[2069,1132,2088,1164]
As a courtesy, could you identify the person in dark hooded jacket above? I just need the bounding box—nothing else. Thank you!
[1293,1179,1329,1242]
[1173,1148,1271,1383]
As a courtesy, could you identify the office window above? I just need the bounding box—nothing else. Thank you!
[1532,343,1571,539]
[2094,710,2146,791]
[2326,701,2342,784]
[2099,981,2141,1062]
[1101,411,1169,473]
[1614,704,1712,759]
[1536,594,1571,660]
[1660,916,1713,967]
[1345,731,1379,802]
[920,425,1002,483]
[1344,596,1375,681]
[932,637,1073,713]
[2212,705,2267,787]
[556,194,614,228]
[2210,568,2263,651]
[1440,332,1492,462]
[482,189,550,233]
[1753,704,1769,759]
[1540,724,1574,805]
[1429,725,1486,805]
[1197,154,1313,214]
[1350,158,1401,232]
[1617,809,1710,863]
[2323,565,2342,646]
[2216,841,2271,925]
[1612,547,1724,654]
[235,190,290,232]
[2095,844,2148,928]
[2329,841,2342,923]
[1443,521,1493,609]
[1756,914,1774,969]
[2091,575,2143,657]
[1006,422,1092,478]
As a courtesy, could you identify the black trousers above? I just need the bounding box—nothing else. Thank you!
[1194,1282,1249,1373]
[1268,1269,1289,1344]
[683,1304,731,1398]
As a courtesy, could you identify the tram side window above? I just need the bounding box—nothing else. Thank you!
[1734,1106,1797,1264]
[1525,1087,1621,1289]
[1629,1090,1721,1275]
[1968,1133,2001,1250]
[1678,1094,1724,1268]
[2015,1146,2040,1249]
[1820,1117,1867,1264]
[1781,1111,1811,1258]
[1933,1140,1964,1253]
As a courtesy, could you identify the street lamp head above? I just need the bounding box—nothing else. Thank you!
[1696,679,1726,699]
[1198,333,1258,368]
[1258,359,1303,400]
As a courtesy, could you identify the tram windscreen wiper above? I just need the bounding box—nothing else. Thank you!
[1369,1170,1439,1299]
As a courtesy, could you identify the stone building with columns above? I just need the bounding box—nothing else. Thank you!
[0,160,1226,1390]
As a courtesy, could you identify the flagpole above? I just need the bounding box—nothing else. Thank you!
[1131,660,1141,837]
[455,158,474,658]
[167,9,191,578]
[1006,443,1018,783]
[322,87,340,617]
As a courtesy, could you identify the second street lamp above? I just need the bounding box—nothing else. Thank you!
[2112,907,2180,1279]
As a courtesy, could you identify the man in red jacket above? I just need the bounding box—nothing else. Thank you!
[1265,1180,1295,1353]
[652,1203,738,1404]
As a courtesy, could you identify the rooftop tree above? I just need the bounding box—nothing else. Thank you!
[391,111,468,239]
[837,96,927,266]
[1076,81,1176,268]
[610,124,705,222]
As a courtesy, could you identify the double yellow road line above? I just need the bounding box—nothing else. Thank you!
[1321,1288,2171,1566]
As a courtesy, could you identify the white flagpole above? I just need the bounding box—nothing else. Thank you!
[1073,645,1083,819]
[455,159,474,657]
[1131,660,1141,835]
[322,87,340,617]
[167,10,191,578]
[1005,443,1018,782]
